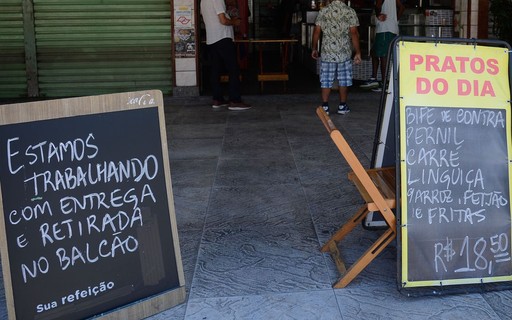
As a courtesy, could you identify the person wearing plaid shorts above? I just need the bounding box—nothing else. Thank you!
[311,0,361,115]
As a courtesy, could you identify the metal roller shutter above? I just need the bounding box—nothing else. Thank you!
[34,0,173,97]
[0,0,27,98]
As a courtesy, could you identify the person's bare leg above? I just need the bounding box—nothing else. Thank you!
[338,85,348,103]
[372,54,379,79]
[380,56,387,84]
[321,87,330,104]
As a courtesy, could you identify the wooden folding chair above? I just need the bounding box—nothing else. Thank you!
[316,106,397,288]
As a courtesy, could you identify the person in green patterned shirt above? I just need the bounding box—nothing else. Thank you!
[312,0,361,115]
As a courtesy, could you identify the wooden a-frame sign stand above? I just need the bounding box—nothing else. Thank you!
[316,107,397,288]
[0,91,186,320]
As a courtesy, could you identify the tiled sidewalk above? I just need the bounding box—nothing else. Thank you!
[0,91,510,319]
[147,92,512,320]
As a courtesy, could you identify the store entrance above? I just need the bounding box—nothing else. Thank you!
[198,0,321,96]
[198,0,457,96]
[199,41,320,96]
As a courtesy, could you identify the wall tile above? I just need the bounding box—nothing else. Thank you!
[175,71,197,86]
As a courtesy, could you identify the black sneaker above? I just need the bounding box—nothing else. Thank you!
[337,104,350,115]
[322,105,329,115]
[360,78,379,89]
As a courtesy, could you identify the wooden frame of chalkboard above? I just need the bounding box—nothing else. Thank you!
[392,37,512,289]
[0,90,185,319]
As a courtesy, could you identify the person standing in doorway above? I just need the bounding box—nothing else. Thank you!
[312,0,361,115]
[360,0,405,92]
[201,0,251,110]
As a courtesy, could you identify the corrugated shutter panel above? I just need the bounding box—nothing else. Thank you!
[34,0,173,97]
[0,0,27,98]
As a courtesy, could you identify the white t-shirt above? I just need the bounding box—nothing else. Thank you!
[201,0,234,44]
[376,0,399,34]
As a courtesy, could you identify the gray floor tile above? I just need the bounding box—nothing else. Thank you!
[167,123,226,139]
[214,157,299,186]
[288,135,343,163]
[282,114,327,137]
[482,289,512,320]
[148,301,187,320]
[190,226,332,298]
[332,112,379,135]
[184,291,342,320]
[221,126,291,159]
[170,159,218,188]
[166,108,229,125]
[294,160,350,186]
[178,228,203,291]
[304,185,366,225]
[173,186,210,230]
[226,109,283,125]
[169,138,223,160]
[335,288,501,320]
[205,184,310,230]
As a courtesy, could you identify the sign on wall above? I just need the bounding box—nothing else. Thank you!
[398,40,512,287]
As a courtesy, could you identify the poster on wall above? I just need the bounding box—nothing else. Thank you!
[174,6,195,58]
[175,28,195,58]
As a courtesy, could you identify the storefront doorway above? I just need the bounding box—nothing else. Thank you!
[197,0,468,96]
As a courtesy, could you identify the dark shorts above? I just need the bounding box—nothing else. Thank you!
[373,32,397,57]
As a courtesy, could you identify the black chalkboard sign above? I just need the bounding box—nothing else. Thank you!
[402,105,512,284]
[396,39,512,288]
[0,91,185,319]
